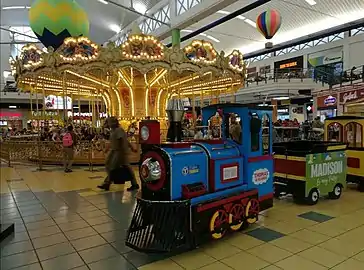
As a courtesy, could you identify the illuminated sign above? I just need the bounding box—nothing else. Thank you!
[324,95,337,106]
[279,62,297,69]
[44,95,72,110]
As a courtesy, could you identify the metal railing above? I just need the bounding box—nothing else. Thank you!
[245,66,364,88]
[0,139,140,171]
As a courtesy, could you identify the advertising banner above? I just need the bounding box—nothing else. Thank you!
[44,95,72,110]
[306,151,346,195]
[308,51,343,67]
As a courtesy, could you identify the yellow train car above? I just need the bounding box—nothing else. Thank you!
[324,116,364,191]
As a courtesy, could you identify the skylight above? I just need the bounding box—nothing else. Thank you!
[2,6,30,10]
[217,10,256,28]
[305,0,317,6]
[181,29,220,43]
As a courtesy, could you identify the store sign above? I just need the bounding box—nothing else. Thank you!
[279,62,297,69]
[339,89,364,104]
[323,53,343,65]
[252,168,269,185]
[275,56,304,70]
[0,112,22,119]
[324,95,337,106]
[44,95,72,110]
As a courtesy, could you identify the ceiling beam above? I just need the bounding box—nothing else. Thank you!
[106,0,170,27]
[166,0,271,47]
[245,19,364,59]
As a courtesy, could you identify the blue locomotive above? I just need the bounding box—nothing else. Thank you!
[126,102,274,253]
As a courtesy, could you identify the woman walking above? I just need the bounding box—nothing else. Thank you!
[97,117,139,191]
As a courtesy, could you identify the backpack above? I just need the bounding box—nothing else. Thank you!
[63,132,73,147]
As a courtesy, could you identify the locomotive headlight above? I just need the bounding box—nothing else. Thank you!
[140,126,150,141]
[140,158,161,183]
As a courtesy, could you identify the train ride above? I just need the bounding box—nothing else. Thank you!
[273,141,347,205]
[325,115,364,191]
[125,101,274,253]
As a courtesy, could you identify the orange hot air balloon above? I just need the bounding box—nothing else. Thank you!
[256,9,282,39]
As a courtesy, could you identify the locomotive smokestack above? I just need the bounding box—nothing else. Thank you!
[166,99,184,142]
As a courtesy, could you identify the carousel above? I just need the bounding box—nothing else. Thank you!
[7,25,245,166]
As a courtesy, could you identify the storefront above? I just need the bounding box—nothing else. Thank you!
[289,105,305,123]
[0,110,25,130]
[308,48,343,84]
[274,56,304,76]
[316,94,338,121]
[339,88,364,114]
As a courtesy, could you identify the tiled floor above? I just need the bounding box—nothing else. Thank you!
[1,163,364,270]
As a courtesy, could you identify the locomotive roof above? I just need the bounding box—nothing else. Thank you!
[203,103,273,111]
[326,116,364,120]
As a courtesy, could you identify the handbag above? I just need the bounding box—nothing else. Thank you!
[110,166,134,184]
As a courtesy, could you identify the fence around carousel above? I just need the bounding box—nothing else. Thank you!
[0,140,140,171]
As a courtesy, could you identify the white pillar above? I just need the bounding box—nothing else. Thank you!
[170,0,177,24]
[343,31,351,70]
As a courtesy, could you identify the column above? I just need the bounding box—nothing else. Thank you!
[172,29,181,48]
[271,99,278,122]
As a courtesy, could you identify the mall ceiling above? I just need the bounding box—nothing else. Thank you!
[167,0,364,53]
[1,0,363,53]
[0,0,162,44]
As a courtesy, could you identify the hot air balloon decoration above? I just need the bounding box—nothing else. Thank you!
[256,9,282,48]
[29,0,90,50]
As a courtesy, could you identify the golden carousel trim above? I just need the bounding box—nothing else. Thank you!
[11,33,246,121]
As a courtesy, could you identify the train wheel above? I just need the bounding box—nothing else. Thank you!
[229,204,245,231]
[306,188,319,205]
[329,184,342,200]
[245,199,259,224]
[210,210,228,240]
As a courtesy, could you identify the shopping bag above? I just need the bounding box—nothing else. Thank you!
[110,166,134,184]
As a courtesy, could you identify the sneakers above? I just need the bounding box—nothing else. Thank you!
[64,169,73,173]
[127,184,140,192]
[97,183,110,191]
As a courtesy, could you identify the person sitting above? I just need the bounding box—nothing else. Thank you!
[229,114,242,144]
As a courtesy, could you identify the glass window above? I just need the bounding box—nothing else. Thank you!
[327,122,343,142]
[262,114,270,154]
[344,122,363,148]
[9,26,38,58]
[250,113,261,152]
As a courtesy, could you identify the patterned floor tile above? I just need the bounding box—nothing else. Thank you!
[78,243,119,264]
[246,227,286,242]
[87,255,136,270]
[41,253,85,270]
[70,235,107,251]
[298,211,334,223]
[0,250,39,270]
[1,240,34,257]
[35,242,75,261]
